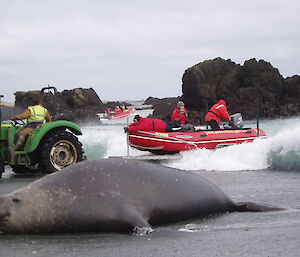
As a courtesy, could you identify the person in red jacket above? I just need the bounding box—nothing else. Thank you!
[114,106,122,115]
[171,101,188,125]
[126,115,167,132]
[205,99,230,130]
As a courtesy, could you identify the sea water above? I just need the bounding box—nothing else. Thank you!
[80,109,154,159]
[80,115,300,172]
[1,114,299,257]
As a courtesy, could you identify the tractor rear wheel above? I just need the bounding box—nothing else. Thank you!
[39,130,84,173]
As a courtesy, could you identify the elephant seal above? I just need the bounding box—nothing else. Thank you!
[0,159,283,234]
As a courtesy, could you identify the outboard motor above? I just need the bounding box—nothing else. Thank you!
[229,113,244,129]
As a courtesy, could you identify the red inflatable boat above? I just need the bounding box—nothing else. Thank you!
[109,107,136,120]
[98,107,136,123]
[128,128,266,154]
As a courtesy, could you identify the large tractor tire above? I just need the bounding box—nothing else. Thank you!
[39,130,84,173]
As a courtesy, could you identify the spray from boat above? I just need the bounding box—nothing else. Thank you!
[80,119,300,172]
[167,123,300,171]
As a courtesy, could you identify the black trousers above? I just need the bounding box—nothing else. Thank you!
[207,120,220,130]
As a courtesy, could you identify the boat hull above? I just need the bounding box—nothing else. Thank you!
[128,128,266,153]
[98,108,136,124]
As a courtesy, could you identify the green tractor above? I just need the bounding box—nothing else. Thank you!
[0,119,85,177]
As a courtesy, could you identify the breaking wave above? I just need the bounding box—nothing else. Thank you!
[167,123,300,171]
[79,117,300,172]
[267,126,300,171]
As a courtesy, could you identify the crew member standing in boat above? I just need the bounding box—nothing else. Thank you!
[205,99,230,130]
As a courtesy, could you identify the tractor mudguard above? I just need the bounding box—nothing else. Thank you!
[23,120,82,153]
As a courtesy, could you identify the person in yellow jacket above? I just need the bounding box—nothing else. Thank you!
[11,97,52,150]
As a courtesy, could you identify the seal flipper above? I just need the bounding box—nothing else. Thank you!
[236,202,285,212]
[120,206,153,234]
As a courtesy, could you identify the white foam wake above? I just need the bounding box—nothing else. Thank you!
[79,120,300,171]
[167,123,300,171]
[80,125,147,159]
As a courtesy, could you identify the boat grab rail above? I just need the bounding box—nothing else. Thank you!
[136,130,198,149]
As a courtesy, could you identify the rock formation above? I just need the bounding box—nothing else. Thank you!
[5,58,299,125]
[148,58,300,124]
[14,87,104,122]
[144,96,180,121]
[0,105,24,121]
[150,58,300,125]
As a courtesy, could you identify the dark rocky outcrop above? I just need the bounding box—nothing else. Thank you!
[150,58,300,124]
[14,87,104,122]
[285,75,300,99]
[184,58,300,123]
[6,58,299,125]
[0,105,24,121]
[144,97,180,121]
[144,97,168,107]
[280,75,300,116]
[144,96,205,124]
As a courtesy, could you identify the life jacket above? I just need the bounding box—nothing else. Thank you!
[128,117,166,132]
[205,99,230,124]
[27,105,47,123]
[171,107,188,124]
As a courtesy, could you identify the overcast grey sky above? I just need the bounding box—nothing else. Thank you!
[0,0,299,102]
